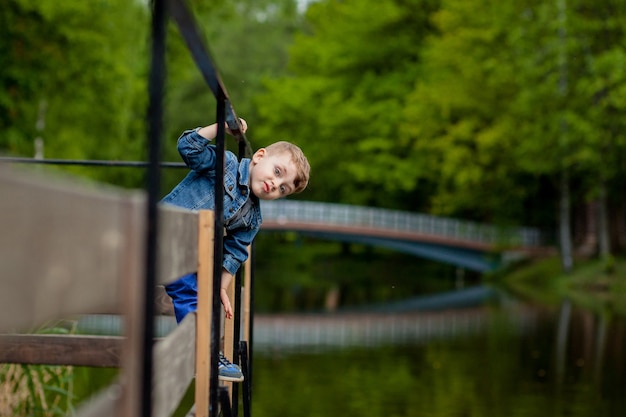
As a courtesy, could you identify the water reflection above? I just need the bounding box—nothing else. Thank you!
[250,292,626,417]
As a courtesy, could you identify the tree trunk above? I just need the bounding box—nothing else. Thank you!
[575,200,597,257]
[597,181,610,260]
[559,170,573,273]
[557,0,573,273]
[612,200,626,253]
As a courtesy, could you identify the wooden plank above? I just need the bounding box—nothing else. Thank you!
[0,334,123,367]
[153,313,196,417]
[117,197,147,417]
[195,210,214,417]
[0,166,146,333]
[157,205,199,285]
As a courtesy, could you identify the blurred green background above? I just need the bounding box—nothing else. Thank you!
[3,0,626,316]
[4,0,625,228]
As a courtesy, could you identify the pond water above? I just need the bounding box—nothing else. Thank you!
[248,291,626,417]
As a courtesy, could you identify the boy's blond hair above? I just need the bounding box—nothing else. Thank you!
[264,141,310,194]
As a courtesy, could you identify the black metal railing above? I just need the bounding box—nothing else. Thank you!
[0,1,254,416]
[167,2,253,416]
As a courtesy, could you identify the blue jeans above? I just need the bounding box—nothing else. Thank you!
[165,273,198,324]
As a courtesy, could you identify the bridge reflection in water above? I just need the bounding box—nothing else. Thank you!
[259,200,548,273]
[76,302,536,353]
[253,307,536,353]
[76,287,535,353]
[252,286,537,353]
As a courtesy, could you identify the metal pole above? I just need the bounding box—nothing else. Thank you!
[211,98,227,417]
[142,0,167,415]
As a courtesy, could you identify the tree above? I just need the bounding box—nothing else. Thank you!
[510,0,626,265]
[570,0,626,264]
[253,0,440,208]
[402,0,626,265]
[1,0,149,187]
[400,0,542,224]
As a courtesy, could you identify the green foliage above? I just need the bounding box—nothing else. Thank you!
[254,0,439,208]
[1,0,149,187]
[162,0,301,134]
[399,0,626,228]
[402,0,530,221]
[4,0,626,237]
[70,366,118,409]
[1,0,301,192]
[502,255,626,316]
[500,256,565,306]
[249,0,626,238]
[0,324,76,417]
[0,321,119,415]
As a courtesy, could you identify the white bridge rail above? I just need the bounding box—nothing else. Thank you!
[261,200,543,248]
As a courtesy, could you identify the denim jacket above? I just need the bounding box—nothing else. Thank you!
[161,128,262,275]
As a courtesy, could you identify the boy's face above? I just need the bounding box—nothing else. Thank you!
[249,149,298,200]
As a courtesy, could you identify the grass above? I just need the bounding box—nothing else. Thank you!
[496,255,626,315]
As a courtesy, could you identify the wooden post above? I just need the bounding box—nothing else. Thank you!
[118,197,147,417]
[195,210,215,417]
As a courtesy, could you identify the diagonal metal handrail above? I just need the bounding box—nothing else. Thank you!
[168,0,252,156]
[167,1,253,416]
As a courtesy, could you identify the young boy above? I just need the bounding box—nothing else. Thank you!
[161,119,310,381]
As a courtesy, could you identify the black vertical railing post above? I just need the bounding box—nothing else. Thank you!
[232,268,239,417]
[240,341,251,417]
[211,98,227,417]
[248,244,256,386]
[231,111,247,375]
[231,105,251,417]
[229,103,250,417]
[219,387,234,417]
[232,267,243,416]
[143,0,166,416]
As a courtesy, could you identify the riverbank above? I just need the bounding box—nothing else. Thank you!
[496,255,626,316]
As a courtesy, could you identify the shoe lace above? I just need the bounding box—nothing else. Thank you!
[218,352,234,367]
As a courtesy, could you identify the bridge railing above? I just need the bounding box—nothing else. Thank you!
[261,200,543,248]
[1,1,253,416]
[0,164,252,417]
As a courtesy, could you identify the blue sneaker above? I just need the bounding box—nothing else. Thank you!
[218,352,244,382]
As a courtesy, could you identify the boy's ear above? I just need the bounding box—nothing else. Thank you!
[252,148,266,163]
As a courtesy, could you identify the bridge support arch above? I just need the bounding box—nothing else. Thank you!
[294,231,501,273]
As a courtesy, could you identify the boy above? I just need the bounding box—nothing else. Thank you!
[161,119,310,381]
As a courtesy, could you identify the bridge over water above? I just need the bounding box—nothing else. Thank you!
[259,200,548,273]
